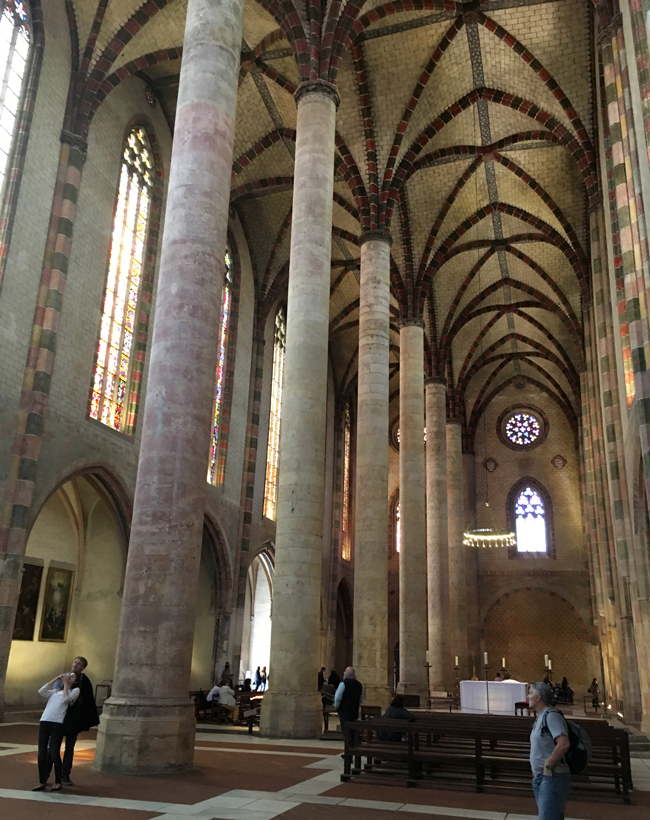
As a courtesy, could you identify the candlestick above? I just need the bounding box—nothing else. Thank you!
[426,650,429,663]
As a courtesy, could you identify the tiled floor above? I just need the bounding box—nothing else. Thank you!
[0,721,648,820]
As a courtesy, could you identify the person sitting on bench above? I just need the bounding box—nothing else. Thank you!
[378,695,416,742]
[207,679,239,722]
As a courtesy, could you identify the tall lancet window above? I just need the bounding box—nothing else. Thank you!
[514,485,548,553]
[341,404,352,561]
[395,501,400,553]
[89,128,153,432]
[0,0,30,194]
[263,306,286,520]
[207,251,233,485]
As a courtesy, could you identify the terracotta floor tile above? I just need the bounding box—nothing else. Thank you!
[0,799,160,820]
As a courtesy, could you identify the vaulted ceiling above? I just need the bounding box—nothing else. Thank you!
[69,0,598,447]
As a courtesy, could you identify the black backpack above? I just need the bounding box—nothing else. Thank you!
[541,708,593,774]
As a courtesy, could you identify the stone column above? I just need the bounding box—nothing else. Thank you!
[447,419,468,678]
[464,452,481,667]
[353,231,392,707]
[397,321,428,699]
[94,0,244,773]
[425,378,449,692]
[259,80,338,738]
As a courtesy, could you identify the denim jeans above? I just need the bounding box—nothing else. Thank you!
[532,772,571,820]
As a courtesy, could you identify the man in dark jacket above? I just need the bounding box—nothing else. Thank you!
[50,656,100,785]
[334,666,364,736]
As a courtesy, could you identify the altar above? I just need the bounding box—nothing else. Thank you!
[459,679,527,715]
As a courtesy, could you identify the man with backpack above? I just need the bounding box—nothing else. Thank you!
[527,681,572,819]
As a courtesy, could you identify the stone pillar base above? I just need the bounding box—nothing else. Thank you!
[396,681,428,701]
[259,691,322,739]
[94,698,196,774]
[362,684,392,711]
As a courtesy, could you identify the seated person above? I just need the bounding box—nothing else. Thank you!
[494,672,503,681]
[241,678,252,693]
[321,681,336,710]
[207,680,240,722]
[378,695,416,742]
[328,670,341,688]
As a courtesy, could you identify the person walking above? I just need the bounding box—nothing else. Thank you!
[527,681,571,820]
[260,666,267,692]
[254,666,262,691]
[221,662,234,687]
[34,672,80,791]
[50,656,99,786]
[334,666,364,737]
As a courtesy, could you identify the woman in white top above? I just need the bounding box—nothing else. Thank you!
[34,672,79,791]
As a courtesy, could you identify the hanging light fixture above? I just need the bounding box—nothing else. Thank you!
[462,104,515,551]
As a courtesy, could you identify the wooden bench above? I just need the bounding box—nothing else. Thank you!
[343,713,632,802]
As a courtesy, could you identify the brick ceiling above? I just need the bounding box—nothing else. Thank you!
[70,0,597,444]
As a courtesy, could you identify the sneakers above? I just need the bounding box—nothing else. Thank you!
[61,776,73,786]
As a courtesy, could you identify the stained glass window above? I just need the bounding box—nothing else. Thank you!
[263,307,286,520]
[207,252,233,485]
[341,404,352,561]
[515,485,547,553]
[395,501,400,554]
[89,128,153,431]
[504,412,541,447]
[0,1,30,195]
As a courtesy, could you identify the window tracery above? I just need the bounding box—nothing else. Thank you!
[207,251,232,485]
[0,0,30,195]
[341,404,352,561]
[89,127,153,432]
[514,485,548,553]
[263,306,286,520]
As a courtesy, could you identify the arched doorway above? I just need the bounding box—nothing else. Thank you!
[334,580,353,676]
[7,473,128,705]
[241,551,274,683]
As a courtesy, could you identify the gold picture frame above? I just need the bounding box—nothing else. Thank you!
[39,567,74,643]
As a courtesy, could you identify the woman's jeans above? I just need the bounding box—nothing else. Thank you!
[532,772,571,820]
[38,720,65,784]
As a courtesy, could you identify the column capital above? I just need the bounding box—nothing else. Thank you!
[425,376,447,387]
[60,129,88,163]
[399,317,425,330]
[446,416,462,426]
[596,13,622,46]
[294,79,340,109]
[359,229,393,247]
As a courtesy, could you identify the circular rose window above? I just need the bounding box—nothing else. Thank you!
[497,405,548,450]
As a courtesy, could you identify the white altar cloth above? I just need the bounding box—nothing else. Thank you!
[459,680,527,716]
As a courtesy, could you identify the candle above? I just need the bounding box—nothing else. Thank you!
[454,656,459,667]
[483,652,488,666]
[426,651,429,663]
[502,657,506,669]
[548,659,552,671]
[544,654,549,668]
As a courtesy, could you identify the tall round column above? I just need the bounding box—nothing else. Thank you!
[464,452,480,666]
[353,231,392,707]
[397,321,428,699]
[94,0,244,774]
[425,378,449,692]
[447,419,468,678]
[260,80,338,738]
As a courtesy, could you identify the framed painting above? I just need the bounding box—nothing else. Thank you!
[12,562,43,641]
[39,567,74,643]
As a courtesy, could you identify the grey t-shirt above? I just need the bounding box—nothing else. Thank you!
[530,707,570,775]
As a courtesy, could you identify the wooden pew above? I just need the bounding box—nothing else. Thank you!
[341,713,632,802]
